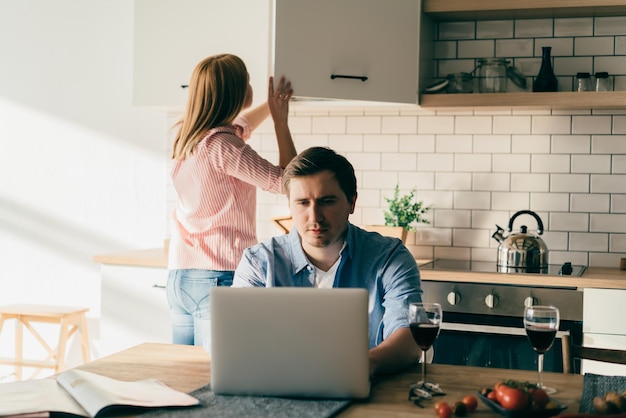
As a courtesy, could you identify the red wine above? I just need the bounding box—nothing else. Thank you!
[526,326,557,353]
[410,323,440,350]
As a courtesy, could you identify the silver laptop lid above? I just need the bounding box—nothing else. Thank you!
[210,287,370,399]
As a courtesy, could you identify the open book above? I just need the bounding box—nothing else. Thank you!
[0,369,200,417]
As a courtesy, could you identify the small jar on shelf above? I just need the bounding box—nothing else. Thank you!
[595,72,612,92]
[575,72,592,92]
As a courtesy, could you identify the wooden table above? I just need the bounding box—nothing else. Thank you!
[77,342,584,417]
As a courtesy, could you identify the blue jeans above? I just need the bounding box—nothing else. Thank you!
[166,269,233,347]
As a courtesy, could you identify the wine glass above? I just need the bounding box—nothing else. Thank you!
[408,302,442,386]
[524,305,560,394]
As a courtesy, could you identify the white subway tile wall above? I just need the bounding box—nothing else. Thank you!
[436,16,626,93]
[163,16,626,269]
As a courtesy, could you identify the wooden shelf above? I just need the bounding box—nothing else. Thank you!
[419,91,626,110]
[423,0,626,21]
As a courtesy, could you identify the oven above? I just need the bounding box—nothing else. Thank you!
[419,259,585,373]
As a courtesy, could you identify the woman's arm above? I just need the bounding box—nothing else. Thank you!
[268,76,297,169]
[242,102,270,131]
[240,76,296,169]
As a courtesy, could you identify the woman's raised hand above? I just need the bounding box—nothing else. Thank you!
[268,76,293,124]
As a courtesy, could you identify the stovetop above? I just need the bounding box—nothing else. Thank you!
[419,259,587,277]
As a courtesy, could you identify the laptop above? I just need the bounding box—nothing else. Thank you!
[210,287,371,399]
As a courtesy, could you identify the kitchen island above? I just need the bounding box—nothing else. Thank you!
[77,342,586,418]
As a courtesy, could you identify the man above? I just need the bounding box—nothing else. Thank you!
[233,146,422,376]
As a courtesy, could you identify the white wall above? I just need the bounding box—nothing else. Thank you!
[0,0,168,369]
[246,102,626,270]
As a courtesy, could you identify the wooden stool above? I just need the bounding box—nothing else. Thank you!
[0,304,91,380]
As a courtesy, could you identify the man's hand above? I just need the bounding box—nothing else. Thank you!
[369,327,421,377]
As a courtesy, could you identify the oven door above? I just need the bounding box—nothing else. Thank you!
[421,281,584,373]
[431,312,581,373]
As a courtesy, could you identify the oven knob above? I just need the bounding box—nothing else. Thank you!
[485,293,499,309]
[524,296,537,308]
[447,291,460,306]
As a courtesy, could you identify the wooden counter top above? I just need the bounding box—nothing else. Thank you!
[420,266,626,290]
[93,247,168,268]
[93,248,626,289]
[78,342,585,418]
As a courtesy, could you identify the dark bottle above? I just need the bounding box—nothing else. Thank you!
[533,46,558,92]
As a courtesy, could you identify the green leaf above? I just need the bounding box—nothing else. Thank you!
[383,184,432,231]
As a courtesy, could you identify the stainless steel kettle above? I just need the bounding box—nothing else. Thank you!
[492,210,548,273]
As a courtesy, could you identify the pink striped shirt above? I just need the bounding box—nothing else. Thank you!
[168,116,284,271]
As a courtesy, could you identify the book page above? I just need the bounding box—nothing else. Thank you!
[56,369,199,417]
[0,378,88,417]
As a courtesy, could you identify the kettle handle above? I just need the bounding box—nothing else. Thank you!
[507,210,544,235]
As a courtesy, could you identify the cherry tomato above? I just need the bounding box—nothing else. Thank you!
[462,395,478,412]
[529,387,549,408]
[495,384,530,410]
[434,401,447,413]
[436,403,453,418]
[453,401,468,416]
[487,391,498,402]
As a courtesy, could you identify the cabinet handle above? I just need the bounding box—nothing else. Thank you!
[153,284,166,289]
[330,74,368,82]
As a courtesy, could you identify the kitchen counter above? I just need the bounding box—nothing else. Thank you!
[421,265,626,290]
[93,247,168,268]
[93,247,626,290]
[78,342,585,418]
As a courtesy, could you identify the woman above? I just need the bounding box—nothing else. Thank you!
[167,54,296,347]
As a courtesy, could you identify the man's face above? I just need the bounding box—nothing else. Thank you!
[288,170,356,249]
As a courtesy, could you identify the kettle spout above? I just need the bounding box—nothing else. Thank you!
[492,225,505,243]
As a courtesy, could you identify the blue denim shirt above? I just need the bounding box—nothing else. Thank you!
[233,223,423,349]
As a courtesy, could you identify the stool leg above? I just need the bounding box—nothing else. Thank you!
[55,318,70,373]
[15,317,23,380]
[79,314,91,364]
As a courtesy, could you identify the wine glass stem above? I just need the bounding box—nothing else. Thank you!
[421,349,426,383]
[537,353,544,388]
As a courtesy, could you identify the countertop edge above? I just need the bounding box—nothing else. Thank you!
[93,248,168,269]
[93,249,626,289]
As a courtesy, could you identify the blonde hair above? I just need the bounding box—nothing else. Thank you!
[171,54,249,160]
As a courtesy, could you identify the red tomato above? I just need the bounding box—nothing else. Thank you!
[487,391,498,402]
[529,387,549,408]
[462,395,478,412]
[434,401,447,413]
[436,403,453,418]
[495,384,531,410]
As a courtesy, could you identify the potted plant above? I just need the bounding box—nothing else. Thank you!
[367,185,431,243]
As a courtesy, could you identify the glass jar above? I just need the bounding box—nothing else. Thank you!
[476,58,509,93]
[595,72,611,92]
[576,72,592,91]
[446,72,474,93]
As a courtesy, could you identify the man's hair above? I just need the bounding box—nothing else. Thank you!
[282,147,357,203]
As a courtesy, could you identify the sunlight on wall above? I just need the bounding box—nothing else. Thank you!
[0,98,167,366]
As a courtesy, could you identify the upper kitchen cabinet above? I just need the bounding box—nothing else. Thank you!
[274,0,433,104]
[423,0,626,21]
[133,0,272,110]
[420,0,626,110]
